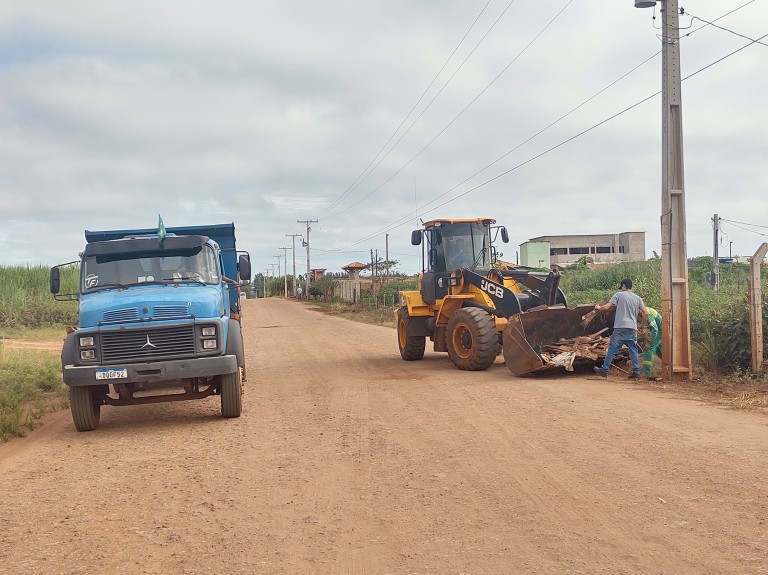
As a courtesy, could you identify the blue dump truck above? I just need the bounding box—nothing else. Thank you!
[49,223,251,431]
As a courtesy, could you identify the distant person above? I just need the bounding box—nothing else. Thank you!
[296,286,303,301]
[643,306,663,380]
[593,278,647,379]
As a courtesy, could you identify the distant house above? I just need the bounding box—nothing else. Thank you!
[520,232,645,268]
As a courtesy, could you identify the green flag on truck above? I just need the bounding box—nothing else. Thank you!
[158,215,166,245]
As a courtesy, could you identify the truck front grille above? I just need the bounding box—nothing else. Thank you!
[101,326,196,363]
[103,308,139,322]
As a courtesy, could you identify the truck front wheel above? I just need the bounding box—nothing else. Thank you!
[220,370,242,418]
[70,386,100,432]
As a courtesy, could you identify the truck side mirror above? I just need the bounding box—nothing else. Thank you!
[411,230,422,246]
[238,255,252,282]
[50,266,60,294]
[500,227,509,243]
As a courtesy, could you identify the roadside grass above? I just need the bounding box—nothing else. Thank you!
[0,343,68,441]
[306,299,398,328]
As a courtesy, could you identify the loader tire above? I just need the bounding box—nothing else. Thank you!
[70,386,100,432]
[397,307,426,361]
[220,369,243,418]
[447,307,498,371]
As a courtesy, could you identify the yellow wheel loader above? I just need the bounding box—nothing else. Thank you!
[397,218,605,375]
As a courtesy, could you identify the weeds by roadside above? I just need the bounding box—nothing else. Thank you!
[0,342,68,441]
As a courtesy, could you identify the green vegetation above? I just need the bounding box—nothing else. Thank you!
[557,257,768,374]
[0,344,68,441]
[0,265,78,329]
[0,264,75,440]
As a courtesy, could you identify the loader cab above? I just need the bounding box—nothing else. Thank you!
[412,218,509,305]
[414,219,503,273]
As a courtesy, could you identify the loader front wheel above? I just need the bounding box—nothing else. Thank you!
[397,307,426,361]
[447,307,498,371]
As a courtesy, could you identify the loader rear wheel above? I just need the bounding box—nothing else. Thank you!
[70,386,100,432]
[447,307,498,371]
[397,307,426,361]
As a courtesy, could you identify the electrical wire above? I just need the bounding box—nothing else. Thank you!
[326,28,768,254]
[323,0,574,220]
[315,0,495,217]
[684,9,768,47]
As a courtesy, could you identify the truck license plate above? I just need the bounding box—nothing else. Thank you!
[95,368,128,380]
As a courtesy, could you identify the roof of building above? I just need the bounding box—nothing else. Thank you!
[342,262,368,270]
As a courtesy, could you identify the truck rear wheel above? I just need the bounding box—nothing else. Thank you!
[220,370,242,418]
[397,307,426,361]
[447,307,498,371]
[70,386,100,432]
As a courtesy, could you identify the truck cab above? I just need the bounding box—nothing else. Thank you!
[50,223,251,431]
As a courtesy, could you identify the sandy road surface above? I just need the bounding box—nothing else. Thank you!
[1,297,767,574]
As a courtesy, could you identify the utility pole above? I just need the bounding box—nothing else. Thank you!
[273,254,282,289]
[268,264,277,296]
[286,233,302,296]
[263,269,268,298]
[279,246,290,298]
[385,233,390,279]
[298,219,318,293]
[712,214,720,291]
[635,0,692,381]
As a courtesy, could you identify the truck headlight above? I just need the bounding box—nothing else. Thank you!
[202,339,217,349]
[201,327,216,337]
[79,336,95,347]
[80,350,96,360]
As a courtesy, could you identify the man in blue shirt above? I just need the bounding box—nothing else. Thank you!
[594,278,648,379]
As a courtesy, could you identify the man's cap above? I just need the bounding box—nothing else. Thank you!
[620,278,632,289]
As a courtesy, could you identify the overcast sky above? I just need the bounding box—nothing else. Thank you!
[1,1,766,276]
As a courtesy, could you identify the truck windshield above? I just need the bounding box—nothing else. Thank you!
[82,245,219,291]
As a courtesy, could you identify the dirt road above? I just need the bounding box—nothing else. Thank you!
[1,297,767,574]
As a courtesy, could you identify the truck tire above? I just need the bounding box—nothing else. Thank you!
[220,370,242,418]
[397,307,426,361]
[447,307,498,371]
[70,386,100,432]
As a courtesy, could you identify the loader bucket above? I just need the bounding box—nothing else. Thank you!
[502,304,614,376]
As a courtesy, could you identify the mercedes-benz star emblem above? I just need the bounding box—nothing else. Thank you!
[141,335,157,349]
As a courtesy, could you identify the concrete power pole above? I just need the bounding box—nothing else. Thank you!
[286,233,302,296]
[385,233,390,279]
[298,219,318,293]
[279,246,290,298]
[712,214,720,291]
[273,255,281,295]
[635,0,692,381]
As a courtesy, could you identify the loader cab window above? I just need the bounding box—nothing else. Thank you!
[427,222,491,273]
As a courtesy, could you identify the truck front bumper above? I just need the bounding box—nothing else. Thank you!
[63,355,238,387]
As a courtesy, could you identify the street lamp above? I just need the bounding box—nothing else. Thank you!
[635,0,692,381]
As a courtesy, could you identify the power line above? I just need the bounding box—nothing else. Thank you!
[315,0,495,217]
[326,28,768,254]
[324,0,575,220]
[683,6,768,48]
[721,218,768,229]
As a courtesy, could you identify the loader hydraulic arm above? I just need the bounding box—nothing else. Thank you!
[456,268,564,318]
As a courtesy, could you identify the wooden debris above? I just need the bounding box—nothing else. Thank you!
[539,328,628,369]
